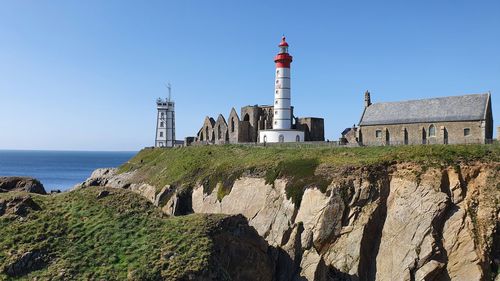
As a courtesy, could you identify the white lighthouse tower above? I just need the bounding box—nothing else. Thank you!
[259,37,304,143]
[155,84,175,147]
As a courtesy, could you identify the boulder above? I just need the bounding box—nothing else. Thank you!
[96,190,110,199]
[1,196,42,217]
[4,250,48,277]
[0,177,46,195]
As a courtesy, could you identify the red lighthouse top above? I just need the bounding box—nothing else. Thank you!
[274,36,293,68]
[278,36,289,47]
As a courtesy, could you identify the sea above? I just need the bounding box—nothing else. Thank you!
[0,150,137,191]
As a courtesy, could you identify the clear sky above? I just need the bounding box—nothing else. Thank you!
[1,1,498,151]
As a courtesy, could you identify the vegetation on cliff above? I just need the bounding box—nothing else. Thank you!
[0,188,233,280]
[118,144,499,205]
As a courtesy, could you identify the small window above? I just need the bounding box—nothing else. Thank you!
[464,128,470,136]
[429,125,436,137]
[375,130,382,138]
[275,90,278,94]
[276,70,279,74]
[160,112,164,117]
[160,122,164,127]
[263,135,267,142]
[275,100,278,104]
[159,132,163,137]
[276,80,279,84]
[275,111,278,115]
[296,135,300,142]
[279,134,284,143]
[274,121,277,125]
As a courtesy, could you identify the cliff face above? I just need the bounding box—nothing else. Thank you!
[80,160,499,281]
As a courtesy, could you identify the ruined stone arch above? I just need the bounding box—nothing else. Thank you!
[200,116,215,143]
[228,108,241,143]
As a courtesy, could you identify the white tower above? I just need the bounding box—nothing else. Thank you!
[274,37,292,130]
[155,84,175,147]
[259,37,304,143]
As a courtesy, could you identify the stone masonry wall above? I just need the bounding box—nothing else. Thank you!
[360,120,486,145]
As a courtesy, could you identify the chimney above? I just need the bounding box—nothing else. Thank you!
[364,90,372,107]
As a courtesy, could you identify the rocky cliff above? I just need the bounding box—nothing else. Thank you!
[0,186,275,280]
[77,145,500,281]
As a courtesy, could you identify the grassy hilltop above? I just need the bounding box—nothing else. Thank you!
[0,188,229,280]
[118,144,499,204]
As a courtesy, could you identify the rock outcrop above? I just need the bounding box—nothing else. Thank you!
[0,195,42,217]
[80,163,499,281]
[0,177,46,195]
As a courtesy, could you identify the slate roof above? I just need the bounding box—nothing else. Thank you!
[359,93,490,126]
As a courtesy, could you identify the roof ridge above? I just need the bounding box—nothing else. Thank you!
[371,92,489,106]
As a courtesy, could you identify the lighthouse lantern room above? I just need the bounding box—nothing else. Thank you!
[259,37,304,143]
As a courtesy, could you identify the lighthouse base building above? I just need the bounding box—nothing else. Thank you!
[259,129,304,143]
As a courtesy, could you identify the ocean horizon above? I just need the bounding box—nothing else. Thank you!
[0,150,137,191]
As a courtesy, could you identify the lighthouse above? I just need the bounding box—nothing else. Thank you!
[259,37,304,143]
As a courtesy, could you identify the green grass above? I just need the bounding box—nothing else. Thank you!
[118,144,499,206]
[0,189,228,280]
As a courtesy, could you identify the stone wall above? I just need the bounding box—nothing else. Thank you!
[228,108,240,144]
[214,115,229,144]
[297,117,325,141]
[359,120,486,145]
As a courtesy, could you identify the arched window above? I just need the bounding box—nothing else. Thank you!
[217,124,222,139]
[296,135,300,142]
[403,128,408,145]
[205,127,209,141]
[200,132,204,141]
[279,134,284,143]
[211,131,215,142]
[263,135,267,143]
[231,118,235,132]
[385,129,390,145]
[443,127,448,144]
[429,125,436,137]
[243,114,250,122]
[422,128,427,144]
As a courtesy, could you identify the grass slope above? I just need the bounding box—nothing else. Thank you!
[0,188,227,280]
[118,144,499,205]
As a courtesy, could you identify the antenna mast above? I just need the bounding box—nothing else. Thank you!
[164,82,172,102]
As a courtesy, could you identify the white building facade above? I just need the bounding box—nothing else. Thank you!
[259,37,304,143]
[155,97,175,147]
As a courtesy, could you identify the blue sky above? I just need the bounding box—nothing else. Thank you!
[0,1,498,151]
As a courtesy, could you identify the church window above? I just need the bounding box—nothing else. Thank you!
[464,128,470,136]
[428,125,436,137]
[160,122,164,127]
[159,132,163,137]
[375,130,382,138]
[231,118,235,133]
[217,124,222,139]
